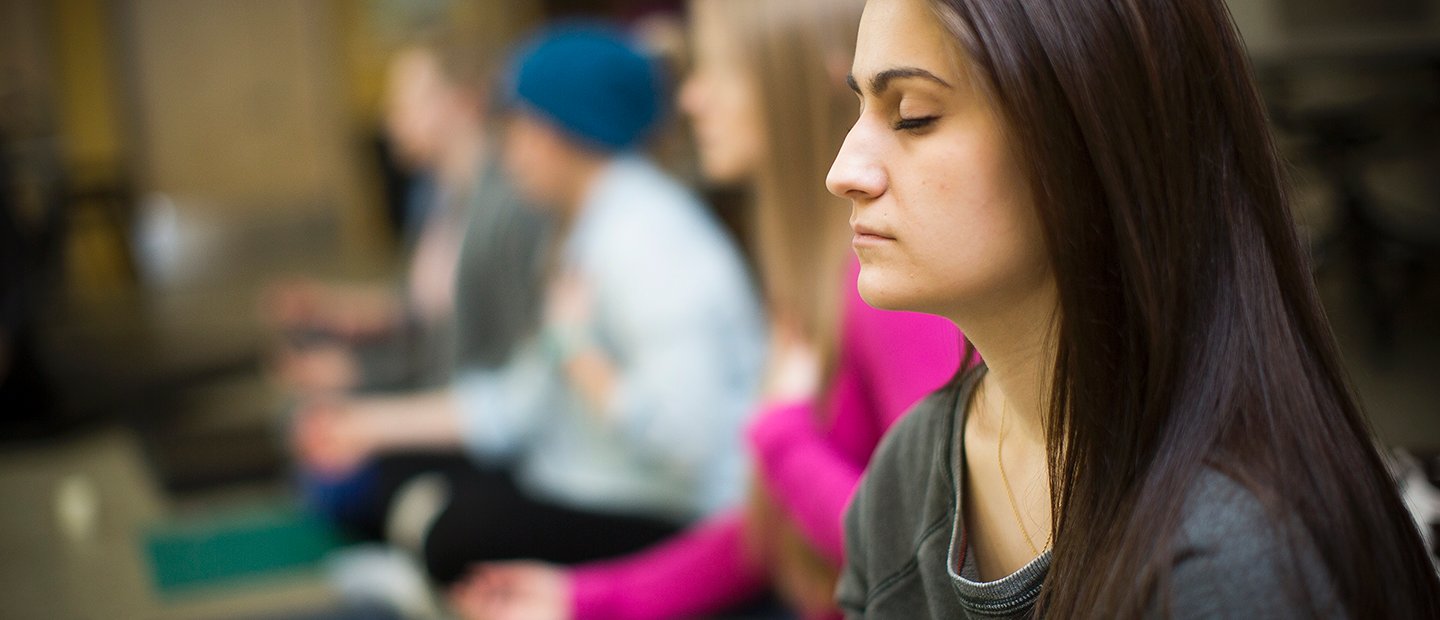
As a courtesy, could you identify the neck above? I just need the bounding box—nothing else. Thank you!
[436,121,487,190]
[556,152,611,224]
[951,278,1059,446]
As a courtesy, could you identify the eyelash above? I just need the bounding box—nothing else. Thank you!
[893,116,938,132]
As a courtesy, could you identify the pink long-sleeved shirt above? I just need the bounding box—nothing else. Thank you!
[568,264,963,620]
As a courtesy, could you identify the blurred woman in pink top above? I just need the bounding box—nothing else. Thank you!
[450,1,967,617]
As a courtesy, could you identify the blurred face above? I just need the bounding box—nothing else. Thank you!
[679,1,765,184]
[826,0,1048,319]
[384,49,450,169]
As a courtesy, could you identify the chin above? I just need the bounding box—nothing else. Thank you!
[700,163,744,186]
[697,149,754,185]
[856,264,917,312]
[857,261,958,319]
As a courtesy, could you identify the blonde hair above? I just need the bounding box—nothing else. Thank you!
[691,0,866,614]
[696,0,864,383]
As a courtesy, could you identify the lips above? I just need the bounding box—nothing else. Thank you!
[850,220,896,240]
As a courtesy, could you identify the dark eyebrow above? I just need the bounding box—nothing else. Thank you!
[846,67,952,96]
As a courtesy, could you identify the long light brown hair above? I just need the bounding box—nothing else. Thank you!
[689,0,865,614]
[926,0,1440,616]
[695,0,863,380]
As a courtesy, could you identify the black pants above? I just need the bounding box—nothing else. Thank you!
[345,453,681,585]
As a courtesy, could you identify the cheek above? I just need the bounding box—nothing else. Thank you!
[727,93,766,170]
[860,137,1035,313]
[408,100,445,140]
[908,154,992,266]
[857,173,976,313]
[388,107,429,155]
[914,142,1044,308]
[696,90,762,183]
[734,97,765,164]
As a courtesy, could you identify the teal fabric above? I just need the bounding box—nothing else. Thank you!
[144,505,345,593]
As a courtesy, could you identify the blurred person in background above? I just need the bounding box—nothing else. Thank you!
[449,1,963,618]
[293,24,766,586]
[265,35,546,396]
[283,35,552,537]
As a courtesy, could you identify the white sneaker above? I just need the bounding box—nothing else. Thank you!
[385,473,452,557]
[324,544,444,620]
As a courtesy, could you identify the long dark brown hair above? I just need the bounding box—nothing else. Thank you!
[928,0,1440,616]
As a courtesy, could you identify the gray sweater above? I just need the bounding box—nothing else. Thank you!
[356,155,550,391]
[838,366,1343,618]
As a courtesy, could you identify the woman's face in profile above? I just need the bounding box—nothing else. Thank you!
[679,1,766,185]
[827,0,1049,321]
[384,49,451,170]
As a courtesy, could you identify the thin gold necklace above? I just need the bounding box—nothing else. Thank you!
[995,388,1051,556]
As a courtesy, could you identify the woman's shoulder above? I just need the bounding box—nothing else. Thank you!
[1174,469,1310,564]
[1166,468,1344,617]
[849,366,979,527]
[881,368,961,443]
[1178,469,1271,540]
[839,366,980,614]
[874,367,975,462]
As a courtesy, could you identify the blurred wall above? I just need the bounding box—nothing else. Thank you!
[1230,0,1440,57]
[22,0,541,289]
[123,1,347,205]
[51,0,123,180]
[336,0,543,126]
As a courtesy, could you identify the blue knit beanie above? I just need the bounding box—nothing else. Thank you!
[505,24,665,153]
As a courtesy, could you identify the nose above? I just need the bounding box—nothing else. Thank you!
[826,124,886,201]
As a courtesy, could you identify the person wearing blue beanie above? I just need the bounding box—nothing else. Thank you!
[506,24,666,153]
[437,23,764,583]
[295,24,766,587]
[500,24,673,211]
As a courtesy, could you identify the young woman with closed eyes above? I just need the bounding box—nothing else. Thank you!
[447,1,965,618]
[829,0,1440,617]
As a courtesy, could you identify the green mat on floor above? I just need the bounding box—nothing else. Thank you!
[143,504,346,594]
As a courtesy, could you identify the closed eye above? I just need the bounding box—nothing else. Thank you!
[894,116,939,131]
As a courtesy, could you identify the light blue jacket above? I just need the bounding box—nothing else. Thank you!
[454,156,765,523]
